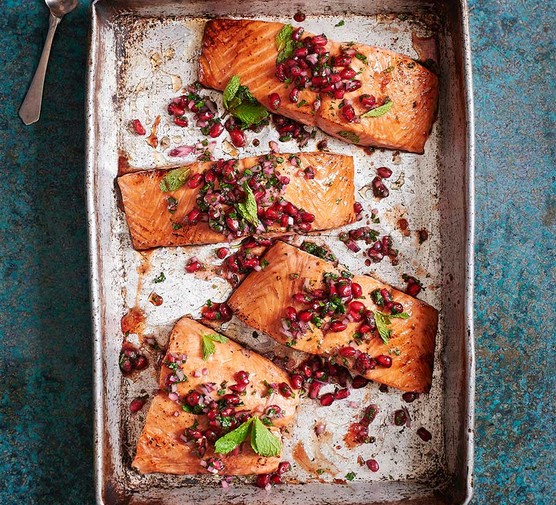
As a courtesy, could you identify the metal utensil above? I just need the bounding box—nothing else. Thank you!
[19,0,78,125]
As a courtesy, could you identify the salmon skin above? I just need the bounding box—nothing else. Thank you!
[199,19,438,154]
[117,152,355,250]
[133,317,299,475]
[227,241,438,393]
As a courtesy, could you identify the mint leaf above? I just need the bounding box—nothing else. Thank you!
[373,311,409,344]
[250,417,282,457]
[214,418,252,454]
[361,100,394,118]
[232,102,269,128]
[345,471,356,481]
[201,333,228,360]
[223,75,240,109]
[337,131,360,144]
[236,181,260,228]
[160,167,190,192]
[276,25,295,64]
[335,20,345,27]
[153,272,166,283]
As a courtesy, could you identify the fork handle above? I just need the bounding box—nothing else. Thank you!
[19,12,61,125]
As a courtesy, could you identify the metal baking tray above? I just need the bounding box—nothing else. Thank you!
[86,1,475,504]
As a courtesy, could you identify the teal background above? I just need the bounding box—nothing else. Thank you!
[0,1,554,504]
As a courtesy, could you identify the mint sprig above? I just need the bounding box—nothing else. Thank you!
[160,167,190,192]
[236,181,260,228]
[373,311,409,344]
[213,416,282,458]
[361,99,394,118]
[275,25,295,63]
[201,333,228,360]
[222,76,269,128]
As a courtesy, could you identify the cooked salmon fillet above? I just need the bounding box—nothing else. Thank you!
[199,19,438,154]
[133,317,299,475]
[117,152,355,250]
[227,242,438,393]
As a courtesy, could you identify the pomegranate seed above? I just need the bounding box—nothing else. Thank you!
[209,122,224,138]
[312,34,328,46]
[278,382,293,398]
[284,202,299,216]
[402,392,419,403]
[366,459,379,472]
[377,166,393,178]
[131,119,146,135]
[330,321,347,332]
[270,474,282,485]
[226,216,239,232]
[417,427,432,441]
[334,388,350,400]
[359,324,372,334]
[340,68,356,80]
[301,364,313,378]
[219,303,233,321]
[167,103,185,116]
[360,94,377,108]
[289,88,300,103]
[333,55,352,67]
[407,283,422,297]
[185,260,202,273]
[394,409,407,426]
[349,301,365,313]
[186,391,201,406]
[221,393,241,405]
[296,211,314,224]
[187,173,203,188]
[280,214,290,228]
[216,247,229,259]
[341,104,356,122]
[229,383,247,393]
[298,222,312,232]
[308,381,323,399]
[285,306,298,321]
[187,208,201,224]
[319,392,335,406]
[196,111,214,121]
[391,302,404,314]
[130,398,146,413]
[375,355,392,368]
[277,461,291,474]
[355,353,375,373]
[293,11,306,22]
[229,129,246,147]
[119,357,133,374]
[255,474,271,488]
[352,375,369,389]
[292,27,304,40]
[202,310,218,320]
[339,346,357,357]
[418,229,429,243]
[372,177,389,198]
[337,283,352,298]
[398,218,409,230]
[333,88,345,99]
[174,116,189,127]
[353,202,363,214]
[290,374,304,390]
[298,310,313,322]
[134,354,148,370]
[351,283,363,298]
[234,370,249,383]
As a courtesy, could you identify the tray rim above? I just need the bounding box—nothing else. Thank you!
[85,1,476,503]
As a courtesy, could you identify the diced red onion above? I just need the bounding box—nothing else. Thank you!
[169,145,197,157]
[269,141,279,152]
[168,392,179,401]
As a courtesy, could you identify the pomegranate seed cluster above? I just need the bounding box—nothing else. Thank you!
[220,236,273,285]
[348,404,379,444]
[166,85,250,148]
[255,461,292,489]
[201,301,233,323]
[184,155,315,240]
[402,274,424,297]
[339,228,399,265]
[271,114,314,146]
[281,273,404,348]
[118,345,148,375]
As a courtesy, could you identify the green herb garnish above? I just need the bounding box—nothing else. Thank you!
[236,181,260,228]
[275,24,295,63]
[222,76,269,128]
[201,333,228,360]
[360,99,394,118]
[355,52,368,63]
[335,20,345,27]
[153,272,166,283]
[373,311,409,344]
[160,167,190,192]
[214,416,282,457]
[345,471,356,481]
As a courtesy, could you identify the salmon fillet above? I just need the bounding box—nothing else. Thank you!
[117,152,355,250]
[227,241,438,393]
[133,317,299,475]
[199,19,438,154]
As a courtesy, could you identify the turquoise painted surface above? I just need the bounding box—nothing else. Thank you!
[0,1,554,504]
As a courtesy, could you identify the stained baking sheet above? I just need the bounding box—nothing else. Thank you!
[87,1,474,504]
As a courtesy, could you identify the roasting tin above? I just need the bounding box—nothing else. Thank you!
[86,1,475,503]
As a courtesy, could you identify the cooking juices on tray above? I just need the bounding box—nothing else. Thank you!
[199,19,438,153]
[117,152,355,249]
